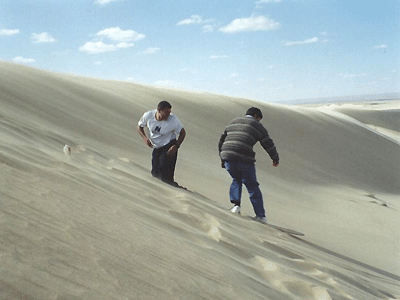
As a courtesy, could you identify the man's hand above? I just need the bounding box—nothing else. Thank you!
[144,137,153,148]
[137,126,153,148]
[273,161,279,167]
[167,128,185,156]
[167,145,179,156]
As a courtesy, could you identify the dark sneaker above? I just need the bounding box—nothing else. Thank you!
[253,216,267,224]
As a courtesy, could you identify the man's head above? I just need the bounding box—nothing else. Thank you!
[157,101,172,111]
[157,101,172,120]
[246,107,263,121]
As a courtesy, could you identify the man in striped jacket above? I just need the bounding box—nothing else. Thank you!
[218,107,279,223]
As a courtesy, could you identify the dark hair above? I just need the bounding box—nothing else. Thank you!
[157,101,172,110]
[246,107,263,119]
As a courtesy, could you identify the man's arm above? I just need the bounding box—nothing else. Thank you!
[176,128,186,147]
[258,126,279,167]
[218,130,227,153]
[218,130,227,168]
[137,126,153,148]
[261,135,279,167]
[167,128,186,156]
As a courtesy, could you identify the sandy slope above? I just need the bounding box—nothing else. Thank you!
[1,61,399,299]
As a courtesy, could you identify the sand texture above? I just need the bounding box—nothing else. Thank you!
[1,61,399,299]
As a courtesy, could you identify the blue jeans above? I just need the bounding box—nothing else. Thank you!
[224,161,265,218]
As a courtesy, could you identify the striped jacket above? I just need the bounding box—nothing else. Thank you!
[218,116,279,164]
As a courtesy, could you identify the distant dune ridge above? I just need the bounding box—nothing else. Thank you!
[1,61,399,299]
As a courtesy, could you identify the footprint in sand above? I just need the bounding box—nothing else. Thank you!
[73,145,86,153]
[254,255,335,300]
[312,286,333,300]
[253,256,286,292]
[263,241,304,261]
[366,194,388,207]
[262,241,338,285]
[169,210,222,242]
[168,193,222,242]
[205,215,222,241]
[106,159,115,170]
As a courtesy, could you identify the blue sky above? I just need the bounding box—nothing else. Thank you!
[1,0,399,102]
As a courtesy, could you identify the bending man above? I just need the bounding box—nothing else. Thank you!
[138,101,186,188]
[218,107,279,223]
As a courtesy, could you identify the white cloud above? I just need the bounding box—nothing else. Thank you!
[0,29,20,36]
[142,47,161,55]
[373,44,388,49]
[210,55,228,59]
[177,15,203,25]
[94,0,118,5]
[79,41,131,54]
[219,15,281,33]
[341,73,369,79]
[285,37,318,46]
[96,27,145,42]
[116,42,134,48]
[80,27,144,54]
[177,15,216,31]
[31,32,56,43]
[13,56,36,64]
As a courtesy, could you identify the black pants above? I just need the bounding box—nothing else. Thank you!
[151,139,178,186]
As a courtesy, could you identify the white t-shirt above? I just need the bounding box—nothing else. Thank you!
[138,109,184,148]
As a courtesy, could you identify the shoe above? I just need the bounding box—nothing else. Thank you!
[230,205,241,214]
[171,182,187,190]
[254,216,267,224]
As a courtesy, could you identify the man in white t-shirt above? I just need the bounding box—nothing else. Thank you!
[137,101,186,187]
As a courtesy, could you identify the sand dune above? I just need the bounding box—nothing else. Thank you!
[1,61,399,299]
